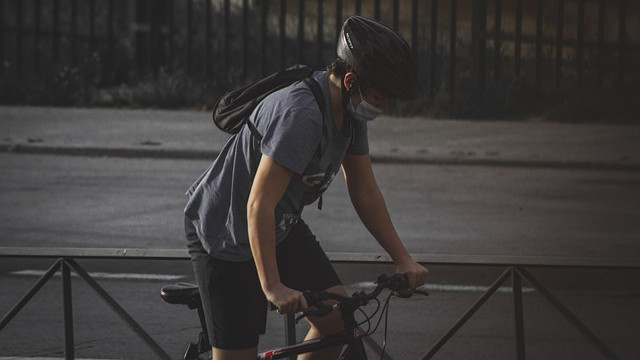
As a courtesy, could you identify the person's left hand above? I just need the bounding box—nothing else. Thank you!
[396,259,428,289]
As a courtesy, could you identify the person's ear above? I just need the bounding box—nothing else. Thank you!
[343,72,358,92]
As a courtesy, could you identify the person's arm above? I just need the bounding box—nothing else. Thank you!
[342,153,428,289]
[247,155,307,314]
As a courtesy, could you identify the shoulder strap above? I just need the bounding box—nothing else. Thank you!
[303,77,325,115]
[302,77,327,158]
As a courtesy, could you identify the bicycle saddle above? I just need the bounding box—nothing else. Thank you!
[160,282,200,306]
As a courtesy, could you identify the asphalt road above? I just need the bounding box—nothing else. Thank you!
[1,153,639,359]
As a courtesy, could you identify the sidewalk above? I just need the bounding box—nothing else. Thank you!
[1,105,639,170]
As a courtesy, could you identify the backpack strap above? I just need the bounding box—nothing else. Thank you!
[302,77,327,158]
[303,77,325,115]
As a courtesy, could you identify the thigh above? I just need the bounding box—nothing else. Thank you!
[276,220,342,292]
[185,217,267,350]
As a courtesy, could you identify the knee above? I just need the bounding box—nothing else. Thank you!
[306,285,349,335]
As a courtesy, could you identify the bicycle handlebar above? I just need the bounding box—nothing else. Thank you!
[299,273,428,319]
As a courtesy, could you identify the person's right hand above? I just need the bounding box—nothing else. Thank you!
[265,282,308,314]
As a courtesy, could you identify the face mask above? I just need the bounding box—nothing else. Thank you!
[347,87,384,122]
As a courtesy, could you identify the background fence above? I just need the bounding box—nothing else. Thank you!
[1,0,639,119]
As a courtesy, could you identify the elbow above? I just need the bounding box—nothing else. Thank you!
[247,195,274,226]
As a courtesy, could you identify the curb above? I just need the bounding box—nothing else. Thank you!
[3,143,640,172]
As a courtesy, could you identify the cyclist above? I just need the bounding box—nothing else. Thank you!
[184,15,428,360]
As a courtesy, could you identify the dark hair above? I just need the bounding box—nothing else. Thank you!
[327,58,370,94]
[327,58,351,77]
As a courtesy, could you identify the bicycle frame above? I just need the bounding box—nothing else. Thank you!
[162,274,423,360]
[258,331,355,360]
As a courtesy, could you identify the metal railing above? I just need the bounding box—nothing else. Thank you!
[1,247,638,360]
[3,0,638,97]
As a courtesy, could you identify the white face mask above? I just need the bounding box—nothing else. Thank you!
[347,87,384,122]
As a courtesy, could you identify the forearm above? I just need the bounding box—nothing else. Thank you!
[247,204,281,293]
[350,186,412,265]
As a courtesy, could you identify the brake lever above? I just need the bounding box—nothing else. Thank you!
[295,302,334,323]
[396,288,429,298]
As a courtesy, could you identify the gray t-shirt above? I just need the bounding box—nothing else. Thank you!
[184,71,368,261]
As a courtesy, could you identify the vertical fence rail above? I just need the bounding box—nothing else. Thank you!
[449,0,457,104]
[429,0,438,101]
[514,0,522,77]
[555,0,564,88]
[511,268,526,360]
[494,0,501,81]
[61,260,75,360]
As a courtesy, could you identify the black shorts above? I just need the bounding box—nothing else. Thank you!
[185,217,342,350]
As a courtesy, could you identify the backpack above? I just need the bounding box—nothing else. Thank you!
[212,64,325,142]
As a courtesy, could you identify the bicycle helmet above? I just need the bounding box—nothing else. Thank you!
[337,16,418,99]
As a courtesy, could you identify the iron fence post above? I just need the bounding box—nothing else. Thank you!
[421,266,513,359]
[62,260,75,360]
[0,258,62,331]
[512,267,525,360]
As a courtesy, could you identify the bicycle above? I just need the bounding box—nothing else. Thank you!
[161,273,428,360]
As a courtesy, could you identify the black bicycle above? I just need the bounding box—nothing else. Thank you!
[161,273,428,360]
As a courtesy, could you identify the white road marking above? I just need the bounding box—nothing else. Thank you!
[0,358,118,360]
[9,269,185,281]
[350,281,535,293]
[9,271,533,293]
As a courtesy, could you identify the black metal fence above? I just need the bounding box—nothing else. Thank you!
[1,247,637,359]
[1,0,639,116]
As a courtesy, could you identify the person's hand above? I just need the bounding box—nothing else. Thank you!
[264,282,308,314]
[396,259,428,289]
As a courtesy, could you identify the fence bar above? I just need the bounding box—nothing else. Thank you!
[0,0,3,74]
[596,0,605,91]
[494,0,501,80]
[0,259,62,331]
[514,0,522,77]
[449,0,457,104]
[576,0,585,85]
[471,0,487,98]
[65,258,172,360]
[374,0,381,20]
[71,0,77,65]
[412,0,418,59]
[393,0,399,31]
[317,0,324,68]
[298,0,305,64]
[261,0,269,76]
[34,0,41,71]
[62,260,75,360]
[618,0,627,88]
[429,0,438,101]
[555,0,564,88]
[355,0,361,15]
[151,0,160,77]
[335,0,342,41]
[15,0,22,74]
[516,268,620,360]
[187,0,193,76]
[421,267,513,359]
[512,267,525,360]
[205,0,211,81]
[89,0,95,55]
[106,0,114,82]
[280,0,287,69]
[535,0,543,84]
[243,0,249,82]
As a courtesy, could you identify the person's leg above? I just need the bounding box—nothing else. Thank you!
[185,217,264,360]
[276,220,348,360]
[299,284,350,360]
[212,347,258,360]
